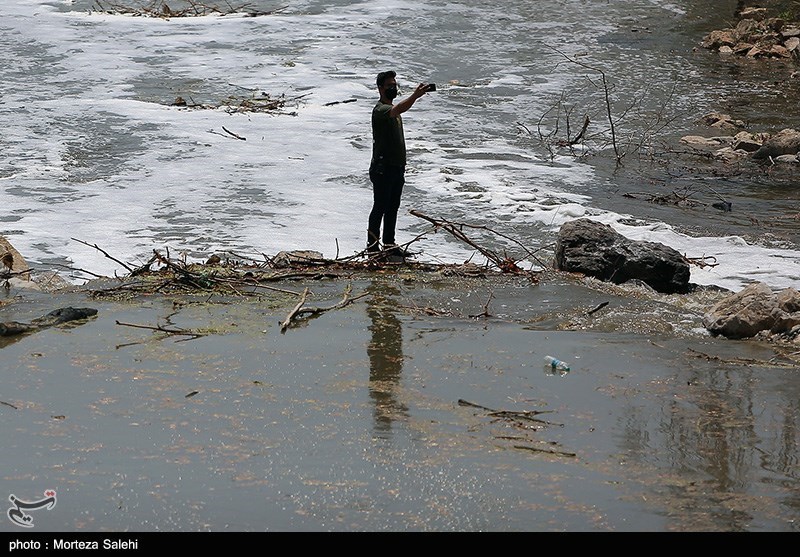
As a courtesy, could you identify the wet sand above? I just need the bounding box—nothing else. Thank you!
[0,267,798,532]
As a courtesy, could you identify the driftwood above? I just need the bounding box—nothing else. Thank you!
[279,287,310,332]
[279,284,369,333]
[323,98,357,107]
[0,307,98,338]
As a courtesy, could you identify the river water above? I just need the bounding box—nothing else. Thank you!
[2,0,799,291]
[1,0,799,534]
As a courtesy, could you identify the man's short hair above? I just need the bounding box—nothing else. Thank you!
[376,70,396,88]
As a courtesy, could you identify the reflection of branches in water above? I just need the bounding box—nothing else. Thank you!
[458,399,575,458]
[665,347,800,525]
[686,348,799,368]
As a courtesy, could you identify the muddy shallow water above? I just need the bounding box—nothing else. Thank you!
[0,271,797,532]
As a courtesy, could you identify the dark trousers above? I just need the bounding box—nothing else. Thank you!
[368,163,405,249]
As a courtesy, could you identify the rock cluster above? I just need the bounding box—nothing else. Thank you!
[701,7,800,60]
[680,114,800,164]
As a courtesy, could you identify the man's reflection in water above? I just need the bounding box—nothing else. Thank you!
[366,283,408,434]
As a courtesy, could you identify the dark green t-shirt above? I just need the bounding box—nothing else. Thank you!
[371,101,406,168]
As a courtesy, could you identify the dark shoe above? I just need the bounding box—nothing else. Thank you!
[383,243,414,258]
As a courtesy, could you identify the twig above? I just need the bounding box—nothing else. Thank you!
[94,0,273,18]
[513,445,577,458]
[115,320,206,339]
[323,98,357,106]
[468,291,494,319]
[152,250,205,282]
[130,253,159,277]
[684,255,718,268]
[586,301,609,316]
[411,210,543,273]
[222,126,246,140]
[489,410,561,426]
[72,237,135,273]
[0,265,28,278]
[570,114,590,145]
[458,399,495,412]
[549,45,619,162]
[459,399,555,420]
[294,290,370,319]
[279,287,310,333]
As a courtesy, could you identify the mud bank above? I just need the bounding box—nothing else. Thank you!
[1,266,798,532]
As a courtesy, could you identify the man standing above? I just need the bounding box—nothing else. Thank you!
[367,70,431,257]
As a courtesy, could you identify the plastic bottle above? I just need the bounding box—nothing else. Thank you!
[544,355,570,372]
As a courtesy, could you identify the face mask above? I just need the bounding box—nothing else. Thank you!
[385,86,398,100]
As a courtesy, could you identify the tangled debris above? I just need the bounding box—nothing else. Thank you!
[92,1,288,18]
[68,212,544,332]
[171,90,309,117]
[77,211,544,297]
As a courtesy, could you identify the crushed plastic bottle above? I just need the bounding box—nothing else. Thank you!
[544,355,570,374]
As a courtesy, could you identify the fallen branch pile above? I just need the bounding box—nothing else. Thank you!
[75,211,542,301]
[92,1,287,18]
[409,210,548,274]
[171,90,309,117]
[67,213,542,335]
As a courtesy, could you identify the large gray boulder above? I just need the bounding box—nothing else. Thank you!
[752,128,800,159]
[703,281,800,339]
[554,219,691,294]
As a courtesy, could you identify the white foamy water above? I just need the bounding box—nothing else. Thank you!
[2,0,799,292]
